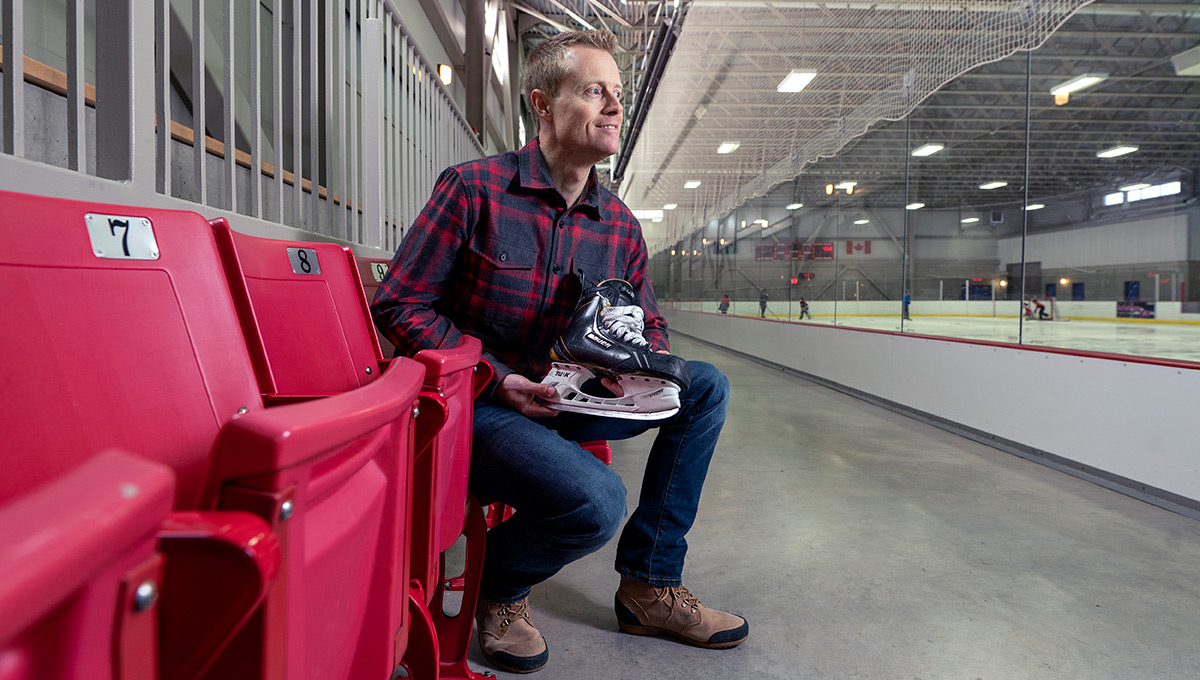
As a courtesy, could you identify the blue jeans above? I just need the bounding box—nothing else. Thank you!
[470,361,730,603]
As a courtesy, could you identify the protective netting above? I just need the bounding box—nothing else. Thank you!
[618,0,1097,251]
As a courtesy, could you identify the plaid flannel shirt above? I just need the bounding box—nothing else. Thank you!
[371,138,668,396]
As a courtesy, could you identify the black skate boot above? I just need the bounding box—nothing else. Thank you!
[540,279,691,420]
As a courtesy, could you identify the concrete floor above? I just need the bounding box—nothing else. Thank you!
[464,336,1200,679]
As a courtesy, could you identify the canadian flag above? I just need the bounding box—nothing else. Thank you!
[846,240,872,255]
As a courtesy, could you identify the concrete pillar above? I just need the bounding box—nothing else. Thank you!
[465,0,485,144]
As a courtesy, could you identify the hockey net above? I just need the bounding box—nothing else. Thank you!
[620,0,1099,251]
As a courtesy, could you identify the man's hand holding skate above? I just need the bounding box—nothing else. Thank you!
[496,373,636,418]
[497,373,562,418]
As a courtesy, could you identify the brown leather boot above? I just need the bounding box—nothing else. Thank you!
[614,576,749,649]
[475,596,549,673]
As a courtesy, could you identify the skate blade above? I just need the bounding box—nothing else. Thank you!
[546,401,680,421]
[540,363,681,421]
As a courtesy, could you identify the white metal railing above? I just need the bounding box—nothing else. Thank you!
[0,0,482,253]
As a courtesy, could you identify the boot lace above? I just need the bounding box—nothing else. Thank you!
[665,585,702,614]
[601,305,649,347]
[497,599,533,629]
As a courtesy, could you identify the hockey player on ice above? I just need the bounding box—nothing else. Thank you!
[1032,297,1049,320]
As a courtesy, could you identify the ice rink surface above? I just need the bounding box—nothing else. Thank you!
[765,313,1200,365]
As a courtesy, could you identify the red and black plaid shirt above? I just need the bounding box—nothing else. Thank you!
[371,138,667,394]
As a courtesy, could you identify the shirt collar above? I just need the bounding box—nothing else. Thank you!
[517,138,605,219]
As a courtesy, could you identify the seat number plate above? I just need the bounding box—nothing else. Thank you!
[85,213,160,260]
[287,247,321,275]
[370,262,388,282]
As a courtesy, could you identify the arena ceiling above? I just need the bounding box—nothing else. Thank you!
[513,0,1200,251]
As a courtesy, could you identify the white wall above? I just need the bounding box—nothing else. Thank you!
[667,309,1200,509]
[997,214,1189,268]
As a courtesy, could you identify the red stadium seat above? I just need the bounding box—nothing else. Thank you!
[353,255,398,360]
[403,339,492,680]
[212,218,439,678]
[0,190,424,680]
[214,219,503,679]
[0,449,173,680]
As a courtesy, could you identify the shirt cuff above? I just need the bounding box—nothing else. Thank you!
[482,354,515,400]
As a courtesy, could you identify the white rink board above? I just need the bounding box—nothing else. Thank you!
[667,309,1200,506]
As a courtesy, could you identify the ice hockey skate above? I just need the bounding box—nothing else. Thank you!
[539,279,691,420]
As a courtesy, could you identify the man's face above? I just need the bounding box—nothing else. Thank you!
[543,46,623,164]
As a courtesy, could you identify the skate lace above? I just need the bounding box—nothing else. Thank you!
[601,305,649,347]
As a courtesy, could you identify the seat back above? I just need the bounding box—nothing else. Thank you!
[0,449,173,680]
[212,219,384,398]
[0,190,264,510]
[354,255,397,360]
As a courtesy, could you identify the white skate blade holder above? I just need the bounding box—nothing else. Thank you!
[539,362,681,420]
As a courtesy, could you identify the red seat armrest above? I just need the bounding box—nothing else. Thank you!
[0,450,174,644]
[205,357,426,483]
[157,510,281,679]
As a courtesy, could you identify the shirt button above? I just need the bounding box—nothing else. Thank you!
[499,251,508,262]
[553,265,561,273]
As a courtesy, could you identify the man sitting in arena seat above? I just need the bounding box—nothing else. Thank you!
[372,28,748,675]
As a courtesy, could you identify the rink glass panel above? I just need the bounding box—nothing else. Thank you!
[655,3,1196,364]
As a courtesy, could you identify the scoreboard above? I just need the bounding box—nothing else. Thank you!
[754,241,835,261]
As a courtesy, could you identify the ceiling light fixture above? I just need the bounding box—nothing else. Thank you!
[1118,183,1149,192]
[905,203,925,210]
[1050,73,1107,96]
[777,70,818,93]
[1097,145,1138,158]
[437,64,453,85]
[834,181,857,190]
[825,184,834,195]
[1024,203,1045,211]
[979,181,1007,190]
[663,203,678,210]
[786,203,803,210]
[1171,45,1200,76]
[911,144,944,157]
[853,219,870,225]
[684,180,701,189]
[961,217,980,224]
[632,209,663,221]
[716,141,740,154]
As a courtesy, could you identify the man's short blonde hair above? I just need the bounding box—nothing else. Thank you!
[524,29,617,132]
